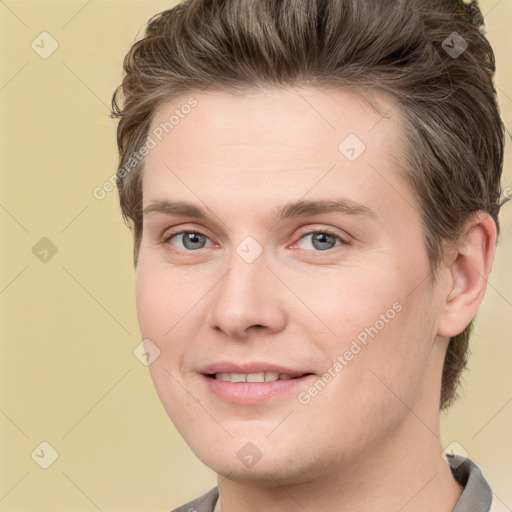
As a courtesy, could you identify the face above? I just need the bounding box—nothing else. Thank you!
[136,87,445,484]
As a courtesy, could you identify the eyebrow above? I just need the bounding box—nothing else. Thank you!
[142,197,376,223]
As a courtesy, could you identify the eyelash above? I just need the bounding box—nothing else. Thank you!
[162,227,349,253]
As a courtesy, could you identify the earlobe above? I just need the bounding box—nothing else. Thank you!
[437,213,497,338]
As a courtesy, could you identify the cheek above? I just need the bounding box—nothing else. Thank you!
[134,262,187,378]
[290,266,405,348]
[134,261,198,421]
[134,257,215,383]
[135,263,165,338]
[299,261,436,397]
[332,290,435,417]
[135,256,198,339]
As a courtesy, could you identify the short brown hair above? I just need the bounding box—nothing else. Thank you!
[111,0,505,409]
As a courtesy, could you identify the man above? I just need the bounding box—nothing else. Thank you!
[111,0,506,510]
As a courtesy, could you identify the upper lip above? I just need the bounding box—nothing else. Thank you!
[200,362,313,377]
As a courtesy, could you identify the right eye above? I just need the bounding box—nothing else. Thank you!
[164,230,214,251]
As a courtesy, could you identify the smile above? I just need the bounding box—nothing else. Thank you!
[212,371,305,382]
[202,372,315,404]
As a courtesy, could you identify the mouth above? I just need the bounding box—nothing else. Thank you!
[200,366,316,404]
[206,371,312,382]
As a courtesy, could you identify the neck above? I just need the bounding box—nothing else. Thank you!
[214,413,463,512]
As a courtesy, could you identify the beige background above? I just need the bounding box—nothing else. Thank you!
[0,1,510,510]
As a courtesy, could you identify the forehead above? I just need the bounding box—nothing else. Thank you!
[147,87,401,159]
[142,87,411,219]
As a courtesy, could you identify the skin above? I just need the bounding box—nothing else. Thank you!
[135,87,496,511]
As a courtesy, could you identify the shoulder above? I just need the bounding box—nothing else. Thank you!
[171,487,219,512]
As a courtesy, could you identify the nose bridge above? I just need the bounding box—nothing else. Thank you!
[206,244,286,337]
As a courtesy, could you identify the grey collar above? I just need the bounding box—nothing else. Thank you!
[448,454,493,511]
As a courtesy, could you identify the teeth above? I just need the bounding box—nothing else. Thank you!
[214,372,297,382]
[246,372,265,382]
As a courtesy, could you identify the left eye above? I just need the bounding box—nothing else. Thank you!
[295,231,344,251]
[166,231,212,251]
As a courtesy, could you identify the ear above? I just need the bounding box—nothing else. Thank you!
[437,212,497,338]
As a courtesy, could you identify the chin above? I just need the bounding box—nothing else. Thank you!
[206,458,315,486]
[188,434,332,486]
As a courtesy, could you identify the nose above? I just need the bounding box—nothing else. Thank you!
[205,250,288,339]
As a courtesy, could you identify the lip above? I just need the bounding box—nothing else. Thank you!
[200,361,311,377]
[199,361,316,404]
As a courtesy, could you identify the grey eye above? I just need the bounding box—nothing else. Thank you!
[170,231,209,250]
[297,232,341,251]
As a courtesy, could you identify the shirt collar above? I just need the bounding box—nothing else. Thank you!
[447,454,493,511]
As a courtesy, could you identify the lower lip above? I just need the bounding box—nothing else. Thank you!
[202,374,316,404]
